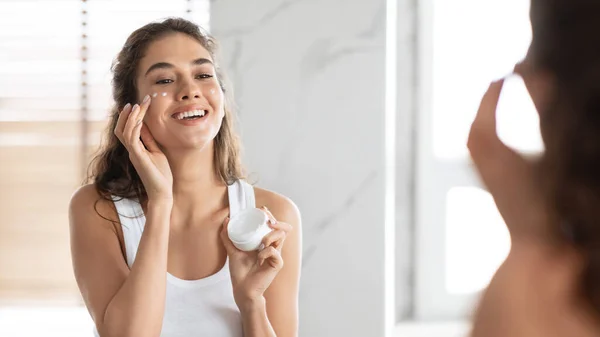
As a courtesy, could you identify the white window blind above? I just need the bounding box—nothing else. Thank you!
[0,0,209,304]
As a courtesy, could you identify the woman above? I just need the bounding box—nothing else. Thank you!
[68,18,301,337]
[468,0,600,335]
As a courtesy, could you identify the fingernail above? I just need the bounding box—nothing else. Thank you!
[124,103,131,110]
[132,104,139,112]
[143,94,150,103]
[258,243,265,251]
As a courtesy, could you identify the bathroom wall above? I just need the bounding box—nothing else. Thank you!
[211,0,395,336]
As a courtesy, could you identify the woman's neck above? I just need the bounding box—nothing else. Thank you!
[165,143,227,212]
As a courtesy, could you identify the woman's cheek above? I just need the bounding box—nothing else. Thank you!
[151,91,169,98]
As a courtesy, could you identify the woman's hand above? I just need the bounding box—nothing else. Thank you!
[220,206,293,313]
[114,95,173,202]
[467,77,549,242]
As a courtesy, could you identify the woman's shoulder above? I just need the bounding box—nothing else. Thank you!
[69,184,120,226]
[70,183,108,211]
[252,185,301,225]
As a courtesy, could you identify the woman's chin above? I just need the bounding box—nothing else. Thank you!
[164,138,215,152]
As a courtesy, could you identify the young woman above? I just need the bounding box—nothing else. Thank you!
[468,0,600,336]
[69,18,301,337]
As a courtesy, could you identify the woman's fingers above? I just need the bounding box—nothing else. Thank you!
[260,206,293,232]
[127,95,151,151]
[260,206,277,225]
[475,79,504,130]
[140,123,160,153]
[261,229,287,251]
[258,206,292,251]
[468,79,505,155]
[114,103,132,142]
[257,246,283,269]
[135,96,159,153]
[268,220,292,232]
[123,103,141,149]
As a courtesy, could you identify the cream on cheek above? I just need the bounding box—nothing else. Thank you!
[141,92,171,124]
[146,87,221,115]
[150,92,168,98]
[207,87,225,116]
[207,87,224,105]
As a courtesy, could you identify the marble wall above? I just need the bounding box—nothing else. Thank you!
[211,0,416,335]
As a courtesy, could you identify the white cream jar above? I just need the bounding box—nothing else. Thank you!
[227,208,272,251]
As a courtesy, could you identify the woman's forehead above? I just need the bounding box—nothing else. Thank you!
[140,33,213,70]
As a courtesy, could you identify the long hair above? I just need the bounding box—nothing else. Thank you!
[530,0,600,314]
[86,17,245,204]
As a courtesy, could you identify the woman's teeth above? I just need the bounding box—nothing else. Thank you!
[174,110,207,120]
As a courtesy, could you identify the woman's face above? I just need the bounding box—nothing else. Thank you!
[134,32,225,151]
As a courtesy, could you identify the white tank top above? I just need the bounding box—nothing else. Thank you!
[95,180,254,337]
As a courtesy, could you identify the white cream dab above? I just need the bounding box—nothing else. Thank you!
[151,92,158,98]
[210,88,216,94]
[161,92,167,97]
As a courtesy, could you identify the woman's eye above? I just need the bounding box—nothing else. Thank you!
[196,74,213,79]
[156,79,173,85]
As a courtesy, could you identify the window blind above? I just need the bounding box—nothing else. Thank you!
[0,0,210,304]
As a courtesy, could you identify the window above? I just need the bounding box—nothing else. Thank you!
[414,0,539,319]
[0,0,209,305]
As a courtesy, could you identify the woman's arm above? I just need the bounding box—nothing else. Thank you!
[69,184,172,337]
[242,190,302,337]
[239,297,276,337]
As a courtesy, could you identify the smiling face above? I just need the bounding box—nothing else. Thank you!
[135,32,225,151]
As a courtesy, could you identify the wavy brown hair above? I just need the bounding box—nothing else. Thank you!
[530,0,600,314]
[86,17,245,204]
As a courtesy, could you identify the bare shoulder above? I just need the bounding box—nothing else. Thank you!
[69,185,130,328]
[70,183,100,209]
[253,186,301,226]
[69,183,120,232]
